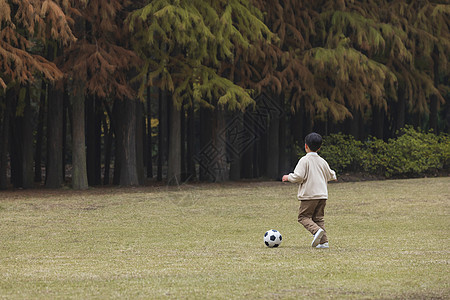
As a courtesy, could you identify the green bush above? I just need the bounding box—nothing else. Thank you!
[380,127,449,177]
[297,127,450,178]
[360,137,389,175]
[319,133,363,173]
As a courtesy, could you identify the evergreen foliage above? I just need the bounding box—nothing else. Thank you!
[251,0,449,126]
[127,0,274,110]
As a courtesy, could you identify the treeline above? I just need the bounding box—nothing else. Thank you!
[0,0,449,189]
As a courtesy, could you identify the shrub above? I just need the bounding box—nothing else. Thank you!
[319,133,363,173]
[360,137,389,176]
[383,126,450,177]
[296,127,450,178]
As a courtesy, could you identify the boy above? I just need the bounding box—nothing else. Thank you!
[282,132,337,249]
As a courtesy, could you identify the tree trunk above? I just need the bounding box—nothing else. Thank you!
[71,84,88,190]
[103,100,114,185]
[372,105,385,139]
[62,86,68,180]
[22,86,34,188]
[267,113,280,179]
[136,100,145,185]
[167,98,181,185]
[94,99,102,183]
[157,90,162,181]
[429,95,438,133]
[431,45,440,134]
[0,90,13,189]
[199,107,213,181]
[86,95,102,186]
[241,147,253,178]
[278,117,287,176]
[186,104,196,180]
[180,105,186,181]
[112,100,123,186]
[313,117,328,137]
[253,142,260,178]
[146,86,153,178]
[10,93,23,188]
[347,110,360,139]
[45,41,64,189]
[102,117,112,185]
[34,81,46,183]
[45,81,64,188]
[278,102,288,176]
[290,109,304,167]
[291,110,304,149]
[445,95,450,133]
[115,99,139,186]
[213,108,227,182]
[303,110,313,141]
[229,113,242,181]
[395,84,406,135]
[157,89,168,181]
[0,94,4,189]
[260,130,268,177]
[240,113,254,179]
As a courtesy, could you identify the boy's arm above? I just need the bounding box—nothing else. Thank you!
[329,169,337,181]
[283,158,306,183]
[326,163,337,181]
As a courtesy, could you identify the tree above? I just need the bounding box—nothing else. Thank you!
[0,0,72,89]
[246,0,316,178]
[61,0,140,187]
[252,0,448,141]
[71,80,88,189]
[408,1,448,133]
[0,0,76,189]
[128,0,274,182]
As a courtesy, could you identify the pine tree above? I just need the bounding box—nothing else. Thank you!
[127,0,274,109]
[402,1,448,132]
[61,0,141,187]
[0,0,75,89]
[252,0,448,138]
[127,0,274,182]
[0,0,76,189]
[302,1,397,126]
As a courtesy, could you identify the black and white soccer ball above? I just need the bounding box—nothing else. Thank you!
[264,229,282,248]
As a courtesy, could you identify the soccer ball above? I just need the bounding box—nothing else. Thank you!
[264,229,282,248]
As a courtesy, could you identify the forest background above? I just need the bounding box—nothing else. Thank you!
[0,0,449,190]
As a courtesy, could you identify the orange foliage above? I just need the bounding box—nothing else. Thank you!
[61,0,140,99]
[0,0,76,88]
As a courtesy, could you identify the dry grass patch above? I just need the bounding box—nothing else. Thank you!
[0,178,449,299]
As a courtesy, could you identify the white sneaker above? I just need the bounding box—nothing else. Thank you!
[316,242,329,249]
[311,228,324,247]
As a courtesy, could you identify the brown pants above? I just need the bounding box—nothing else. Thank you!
[298,199,328,244]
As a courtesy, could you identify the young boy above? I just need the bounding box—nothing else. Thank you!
[282,132,337,249]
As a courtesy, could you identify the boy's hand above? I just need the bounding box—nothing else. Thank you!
[282,175,289,182]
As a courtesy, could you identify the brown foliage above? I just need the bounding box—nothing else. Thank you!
[61,0,140,99]
[0,0,76,88]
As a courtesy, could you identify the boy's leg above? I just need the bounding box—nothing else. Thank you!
[312,200,328,244]
[298,200,323,236]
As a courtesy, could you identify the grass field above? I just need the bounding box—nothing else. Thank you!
[0,177,449,299]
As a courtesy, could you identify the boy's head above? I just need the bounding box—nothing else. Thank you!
[305,132,322,152]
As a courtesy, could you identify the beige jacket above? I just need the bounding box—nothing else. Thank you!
[288,152,337,200]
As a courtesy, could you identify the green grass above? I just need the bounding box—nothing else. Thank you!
[0,178,449,299]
